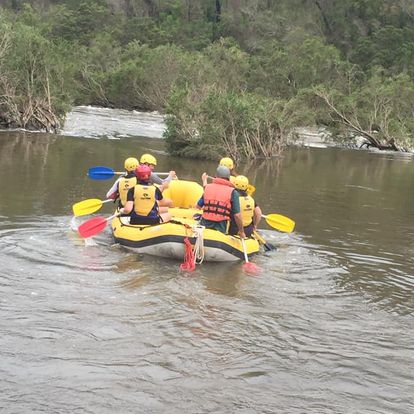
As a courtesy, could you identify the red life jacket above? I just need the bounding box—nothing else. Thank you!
[202,178,235,222]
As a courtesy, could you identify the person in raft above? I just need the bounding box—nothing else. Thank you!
[204,156,256,197]
[229,175,262,237]
[120,165,172,225]
[201,157,239,187]
[139,153,176,190]
[196,165,246,238]
[219,157,238,177]
[106,157,139,207]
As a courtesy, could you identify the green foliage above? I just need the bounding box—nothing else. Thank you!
[350,26,414,76]
[249,36,350,98]
[165,87,312,160]
[0,13,77,129]
[1,0,414,152]
[312,69,414,149]
[201,38,250,92]
[106,42,194,110]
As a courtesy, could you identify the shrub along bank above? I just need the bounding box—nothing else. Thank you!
[0,1,413,156]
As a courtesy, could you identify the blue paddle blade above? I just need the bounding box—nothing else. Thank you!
[87,166,115,180]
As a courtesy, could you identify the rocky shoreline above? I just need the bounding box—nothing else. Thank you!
[3,105,413,155]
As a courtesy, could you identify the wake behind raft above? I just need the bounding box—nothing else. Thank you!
[111,180,261,262]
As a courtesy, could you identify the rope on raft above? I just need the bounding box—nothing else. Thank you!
[180,224,205,271]
[180,237,196,271]
[192,225,205,265]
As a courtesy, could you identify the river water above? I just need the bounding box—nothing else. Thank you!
[1,109,413,413]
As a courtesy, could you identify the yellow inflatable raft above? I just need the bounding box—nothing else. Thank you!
[111,180,260,262]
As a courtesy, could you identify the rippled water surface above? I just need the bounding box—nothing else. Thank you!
[1,120,413,413]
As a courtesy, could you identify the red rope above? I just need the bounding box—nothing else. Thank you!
[180,237,195,271]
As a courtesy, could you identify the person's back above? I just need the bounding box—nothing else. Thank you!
[229,175,262,237]
[120,165,172,225]
[197,166,245,238]
[201,178,235,232]
[106,157,138,206]
[117,172,137,207]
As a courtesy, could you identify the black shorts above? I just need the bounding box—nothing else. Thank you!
[228,221,254,237]
[130,216,162,225]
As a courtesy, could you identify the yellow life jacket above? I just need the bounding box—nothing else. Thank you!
[239,194,255,227]
[118,176,137,206]
[133,184,157,216]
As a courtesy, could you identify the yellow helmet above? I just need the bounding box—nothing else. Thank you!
[234,175,249,191]
[219,157,234,170]
[140,153,157,166]
[124,157,139,172]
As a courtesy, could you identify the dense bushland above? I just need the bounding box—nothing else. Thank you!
[0,0,413,155]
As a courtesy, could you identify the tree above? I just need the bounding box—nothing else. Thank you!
[312,70,414,150]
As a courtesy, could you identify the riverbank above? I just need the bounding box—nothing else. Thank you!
[58,106,343,148]
[2,104,413,154]
[60,106,414,154]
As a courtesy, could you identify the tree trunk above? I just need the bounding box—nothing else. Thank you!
[314,89,400,151]
[215,0,221,22]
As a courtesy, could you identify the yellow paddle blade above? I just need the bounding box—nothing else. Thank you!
[72,198,103,217]
[263,214,295,233]
[247,184,256,196]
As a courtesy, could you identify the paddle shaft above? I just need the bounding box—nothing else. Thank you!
[253,230,276,251]
[240,238,249,263]
[240,238,261,274]
[112,172,170,176]
[88,166,170,180]
[106,213,119,221]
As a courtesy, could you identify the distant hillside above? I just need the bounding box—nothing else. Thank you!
[1,0,413,156]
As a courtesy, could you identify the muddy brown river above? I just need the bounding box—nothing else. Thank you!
[0,124,413,413]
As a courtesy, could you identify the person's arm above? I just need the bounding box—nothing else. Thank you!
[195,196,204,210]
[149,172,163,185]
[231,190,245,238]
[120,188,134,214]
[233,213,245,238]
[201,172,208,187]
[106,177,121,199]
[155,187,172,208]
[253,205,262,230]
[163,171,176,183]
[160,181,169,192]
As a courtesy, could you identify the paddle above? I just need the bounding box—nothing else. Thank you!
[88,166,123,180]
[246,184,256,196]
[253,230,276,252]
[240,238,261,275]
[72,198,113,217]
[78,213,119,238]
[263,214,295,233]
[88,166,170,180]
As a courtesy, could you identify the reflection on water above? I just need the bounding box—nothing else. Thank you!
[0,130,414,413]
